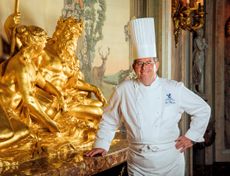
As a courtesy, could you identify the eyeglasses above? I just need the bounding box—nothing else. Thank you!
[134,61,155,67]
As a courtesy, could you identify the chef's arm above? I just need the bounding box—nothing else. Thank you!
[93,90,122,151]
[178,83,211,143]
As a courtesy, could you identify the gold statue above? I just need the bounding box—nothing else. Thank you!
[0,24,64,149]
[39,17,107,125]
[1,11,107,150]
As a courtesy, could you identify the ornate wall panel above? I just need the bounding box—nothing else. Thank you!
[215,0,230,162]
[224,2,230,150]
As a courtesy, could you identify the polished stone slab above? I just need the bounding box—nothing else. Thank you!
[0,134,128,176]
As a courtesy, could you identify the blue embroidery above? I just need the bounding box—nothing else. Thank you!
[165,93,175,104]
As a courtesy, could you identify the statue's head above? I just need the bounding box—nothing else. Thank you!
[48,17,83,53]
[16,25,48,47]
[53,17,83,40]
[196,28,204,37]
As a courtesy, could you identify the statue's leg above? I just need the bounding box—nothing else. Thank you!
[63,105,103,122]
[0,106,14,140]
[0,118,29,149]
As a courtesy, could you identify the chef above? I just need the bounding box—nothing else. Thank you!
[85,17,211,176]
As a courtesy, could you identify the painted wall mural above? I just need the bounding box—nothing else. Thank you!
[62,0,106,82]
[62,0,131,99]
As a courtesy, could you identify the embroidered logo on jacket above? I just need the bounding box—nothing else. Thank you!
[165,93,175,104]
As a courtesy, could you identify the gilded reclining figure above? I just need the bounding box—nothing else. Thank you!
[0,13,106,149]
[40,17,107,124]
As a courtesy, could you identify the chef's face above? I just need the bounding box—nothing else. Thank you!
[133,57,159,85]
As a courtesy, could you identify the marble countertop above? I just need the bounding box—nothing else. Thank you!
[0,137,128,176]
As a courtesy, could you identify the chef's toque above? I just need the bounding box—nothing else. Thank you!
[129,17,157,59]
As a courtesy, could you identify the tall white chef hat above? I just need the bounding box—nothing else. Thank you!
[129,17,157,59]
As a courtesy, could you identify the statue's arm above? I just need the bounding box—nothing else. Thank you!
[4,13,22,55]
[36,72,62,98]
[76,79,107,105]
[4,13,21,43]
[36,73,65,110]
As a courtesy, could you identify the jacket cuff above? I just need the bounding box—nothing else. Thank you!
[185,130,205,142]
[93,139,111,151]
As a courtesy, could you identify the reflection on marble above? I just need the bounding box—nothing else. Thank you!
[0,133,128,176]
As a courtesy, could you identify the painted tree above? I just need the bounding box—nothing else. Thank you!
[62,0,106,82]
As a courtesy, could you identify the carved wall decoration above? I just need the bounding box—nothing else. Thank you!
[192,28,208,93]
[172,0,205,46]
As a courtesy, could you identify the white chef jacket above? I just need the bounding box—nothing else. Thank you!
[94,76,211,175]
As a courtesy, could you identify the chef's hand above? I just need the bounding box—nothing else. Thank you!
[175,135,194,153]
[84,148,107,157]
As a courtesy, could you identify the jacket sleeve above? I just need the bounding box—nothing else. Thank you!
[93,89,122,151]
[178,82,211,142]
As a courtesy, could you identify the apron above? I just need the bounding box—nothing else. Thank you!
[127,142,185,176]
